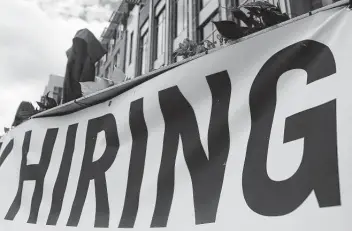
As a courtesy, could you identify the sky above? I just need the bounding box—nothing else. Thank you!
[0,0,119,133]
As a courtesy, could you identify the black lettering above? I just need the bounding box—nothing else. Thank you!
[0,139,14,169]
[5,128,58,223]
[67,114,119,228]
[243,40,340,216]
[47,124,79,225]
[151,71,231,227]
[119,99,148,228]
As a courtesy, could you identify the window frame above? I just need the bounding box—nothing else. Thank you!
[198,11,219,43]
[140,29,149,75]
[198,0,218,26]
[53,87,63,104]
[139,20,149,75]
[115,50,121,69]
[105,64,110,79]
[154,1,166,65]
[200,0,212,9]
[175,0,189,37]
[95,61,100,76]
[129,31,134,65]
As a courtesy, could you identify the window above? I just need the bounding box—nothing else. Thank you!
[41,96,46,104]
[114,34,117,47]
[114,28,120,46]
[109,39,114,53]
[175,0,188,37]
[114,50,121,70]
[140,30,149,75]
[118,24,125,38]
[113,55,117,70]
[107,42,110,54]
[154,6,166,61]
[139,20,149,75]
[288,0,327,17]
[105,64,110,78]
[95,61,100,76]
[102,53,107,63]
[53,87,63,105]
[235,0,281,8]
[129,31,134,65]
[200,0,212,9]
[311,0,324,9]
[199,12,220,43]
[237,0,267,5]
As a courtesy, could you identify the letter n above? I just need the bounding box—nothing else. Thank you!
[151,71,232,227]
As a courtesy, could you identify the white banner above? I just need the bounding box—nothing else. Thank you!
[1,4,352,231]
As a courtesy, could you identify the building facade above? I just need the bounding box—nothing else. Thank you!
[41,74,64,105]
[96,2,128,81]
[97,0,339,84]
